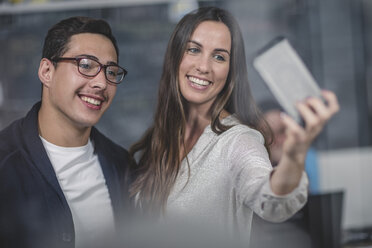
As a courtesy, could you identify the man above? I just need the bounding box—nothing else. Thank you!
[0,17,130,248]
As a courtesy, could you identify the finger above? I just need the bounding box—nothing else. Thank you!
[296,101,322,134]
[304,97,330,123]
[280,112,306,143]
[280,113,308,157]
[321,90,340,115]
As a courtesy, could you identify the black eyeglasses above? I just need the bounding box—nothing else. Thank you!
[52,57,127,84]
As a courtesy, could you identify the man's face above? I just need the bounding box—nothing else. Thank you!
[42,33,118,129]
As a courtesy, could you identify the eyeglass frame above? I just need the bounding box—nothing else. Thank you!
[52,56,128,85]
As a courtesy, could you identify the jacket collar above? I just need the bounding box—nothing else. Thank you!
[21,102,70,209]
[21,102,123,223]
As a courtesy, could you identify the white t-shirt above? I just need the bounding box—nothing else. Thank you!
[40,137,115,248]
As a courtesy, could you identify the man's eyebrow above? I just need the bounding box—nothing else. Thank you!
[187,40,230,56]
[77,54,118,65]
[77,54,98,60]
[106,61,118,66]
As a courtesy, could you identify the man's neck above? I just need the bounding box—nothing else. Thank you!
[38,106,91,147]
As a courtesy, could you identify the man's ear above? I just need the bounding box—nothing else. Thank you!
[38,58,54,88]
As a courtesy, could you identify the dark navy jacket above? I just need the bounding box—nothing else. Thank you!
[0,102,131,248]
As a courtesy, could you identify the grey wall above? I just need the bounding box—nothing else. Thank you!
[224,0,371,150]
[0,0,370,150]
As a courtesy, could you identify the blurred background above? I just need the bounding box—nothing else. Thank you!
[0,0,371,247]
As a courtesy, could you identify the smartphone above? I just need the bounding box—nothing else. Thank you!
[253,37,322,124]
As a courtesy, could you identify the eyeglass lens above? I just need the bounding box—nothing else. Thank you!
[78,58,125,84]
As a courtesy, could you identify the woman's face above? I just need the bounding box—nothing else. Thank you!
[178,21,231,113]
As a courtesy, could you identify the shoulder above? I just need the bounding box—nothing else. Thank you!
[0,118,35,173]
[217,116,269,164]
[0,118,24,163]
[0,149,26,178]
[0,103,39,151]
[221,115,265,145]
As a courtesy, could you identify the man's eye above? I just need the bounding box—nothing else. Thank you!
[79,59,94,69]
[79,63,90,69]
[107,68,118,77]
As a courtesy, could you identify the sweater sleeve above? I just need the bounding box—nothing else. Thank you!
[227,127,308,223]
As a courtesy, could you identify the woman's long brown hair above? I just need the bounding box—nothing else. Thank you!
[129,7,272,213]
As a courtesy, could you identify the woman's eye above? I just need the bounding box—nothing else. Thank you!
[187,47,200,54]
[214,54,226,62]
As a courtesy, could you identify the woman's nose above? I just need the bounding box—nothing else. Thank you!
[196,55,211,74]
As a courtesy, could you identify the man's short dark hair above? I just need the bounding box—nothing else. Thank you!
[42,16,119,62]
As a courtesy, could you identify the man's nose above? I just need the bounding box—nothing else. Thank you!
[89,68,108,89]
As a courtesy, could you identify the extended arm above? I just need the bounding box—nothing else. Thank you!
[270,90,339,195]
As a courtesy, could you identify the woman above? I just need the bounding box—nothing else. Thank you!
[129,6,339,241]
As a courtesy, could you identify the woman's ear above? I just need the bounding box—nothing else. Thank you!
[38,58,54,88]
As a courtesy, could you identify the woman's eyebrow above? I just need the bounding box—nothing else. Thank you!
[188,40,202,47]
[215,48,230,56]
[188,40,230,56]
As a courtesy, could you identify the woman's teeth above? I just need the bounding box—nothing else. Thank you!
[188,76,210,86]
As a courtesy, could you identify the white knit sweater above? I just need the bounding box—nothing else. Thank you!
[165,115,308,245]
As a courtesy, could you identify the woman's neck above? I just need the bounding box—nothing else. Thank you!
[180,108,210,160]
[180,108,230,160]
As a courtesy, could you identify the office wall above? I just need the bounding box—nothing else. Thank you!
[225,0,371,150]
[0,0,370,150]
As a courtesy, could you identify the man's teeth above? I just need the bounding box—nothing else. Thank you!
[189,76,210,86]
[81,96,101,106]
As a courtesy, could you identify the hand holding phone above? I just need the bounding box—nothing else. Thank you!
[253,37,322,124]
